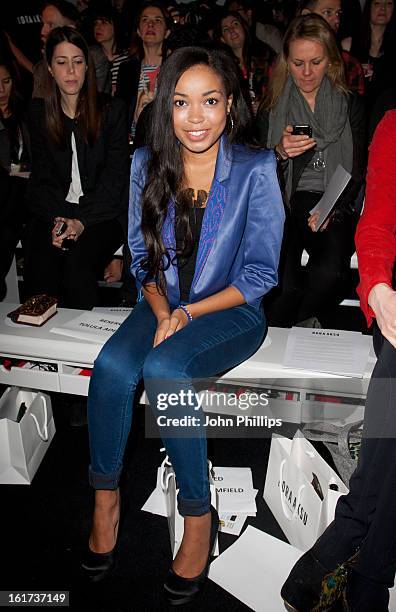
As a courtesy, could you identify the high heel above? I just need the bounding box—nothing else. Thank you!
[164,505,219,606]
[81,490,121,583]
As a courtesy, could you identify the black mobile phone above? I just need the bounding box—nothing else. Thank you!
[55,221,67,236]
[292,124,312,138]
[61,238,75,251]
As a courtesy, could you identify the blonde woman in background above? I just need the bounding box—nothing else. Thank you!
[254,14,365,328]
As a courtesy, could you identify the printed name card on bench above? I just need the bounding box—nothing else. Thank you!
[50,311,129,343]
[282,327,372,378]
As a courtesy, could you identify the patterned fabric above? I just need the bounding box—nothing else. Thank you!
[312,565,349,611]
[161,180,227,292]
[138,63,160,96]
[342,51,365,96]
[110,51,129,94]
[192,180,227,286]
[131,63,160,136]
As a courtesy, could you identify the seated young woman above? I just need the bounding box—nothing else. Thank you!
[24,26,128,310]
[81,46,285,604]
[254,14,366,327]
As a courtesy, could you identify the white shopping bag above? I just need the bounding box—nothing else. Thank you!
[263,430,348,551]
[0,387,56,484]
[160,454,219,558]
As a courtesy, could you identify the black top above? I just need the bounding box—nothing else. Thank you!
[0,105,31,172]
[1,114,28,166]
[115,56,142,127]
[26,96,129,230]
[175,207,205,302]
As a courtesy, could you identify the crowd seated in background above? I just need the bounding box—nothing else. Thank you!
[1,0,396,318]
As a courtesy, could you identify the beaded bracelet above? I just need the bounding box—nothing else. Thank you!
[178,304,193,323]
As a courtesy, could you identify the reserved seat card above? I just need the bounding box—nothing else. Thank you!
[282,327,372,378]
[50,311,129,343]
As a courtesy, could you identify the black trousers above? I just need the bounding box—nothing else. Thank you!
[266,191,356,327]
[315,324,396,586]
[23,216,123,310]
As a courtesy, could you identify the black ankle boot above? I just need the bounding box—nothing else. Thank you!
[281,548,360,612]
[164,506,219,606]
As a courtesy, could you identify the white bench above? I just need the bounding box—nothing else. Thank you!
[0,304,374,425]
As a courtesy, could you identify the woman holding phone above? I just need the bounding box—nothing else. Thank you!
[255,14,365,327]
[81,46,284,603]
[24,26,128,309]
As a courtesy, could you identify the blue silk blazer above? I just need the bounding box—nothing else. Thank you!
[128,135,285,310]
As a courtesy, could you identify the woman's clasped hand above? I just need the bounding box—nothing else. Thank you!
[52,217,85,248]
[153,306,190,348]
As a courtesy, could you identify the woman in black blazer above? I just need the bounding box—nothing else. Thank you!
[24,26,129,310]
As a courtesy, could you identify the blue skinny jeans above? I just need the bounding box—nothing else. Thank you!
[87,298,266,516]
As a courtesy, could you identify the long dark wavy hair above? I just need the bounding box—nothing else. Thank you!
[44,26,102,148]
[140,45,253,294]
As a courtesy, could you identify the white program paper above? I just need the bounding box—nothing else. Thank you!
[50,311,129,342]
[142,468,258,518]
[213,467,257,514]
[209,526,302,611]
[309,164,351,230]
[282,327,372,378]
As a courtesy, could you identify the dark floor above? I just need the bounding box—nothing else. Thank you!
[1,394,301,612]
[0,290,369,611]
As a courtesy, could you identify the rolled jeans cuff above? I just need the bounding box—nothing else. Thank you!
[88,464,122,490]
[177,491,211,517]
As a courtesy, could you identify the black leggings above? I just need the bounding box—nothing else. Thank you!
[266,191,356,326]
[23,216,123,310]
